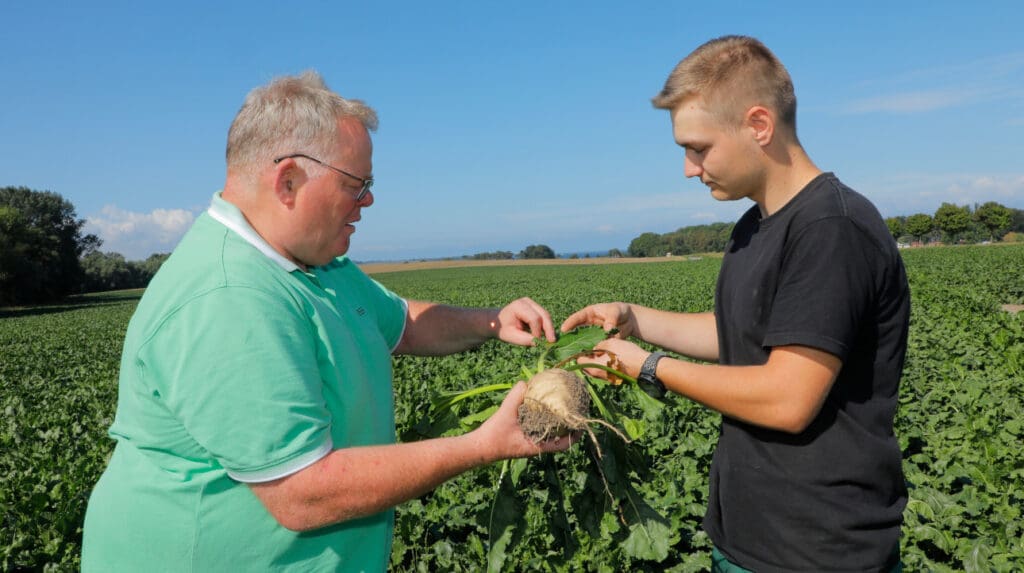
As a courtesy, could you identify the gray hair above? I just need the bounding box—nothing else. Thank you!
[225,71,378,174]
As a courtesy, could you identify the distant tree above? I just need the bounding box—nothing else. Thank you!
[607,248,624,258]
[1010,208,1024,233]
[139,253,171,277]
[974,202,1012,241]
[885,216,905,239]
[81,251,171,293]
[518,244,555,259]
[0,186,101,305]
[628,232,665,257]
[904,213,934,242]
[933,203,972,242]
[81,252,134,292]
[467,250,514,260]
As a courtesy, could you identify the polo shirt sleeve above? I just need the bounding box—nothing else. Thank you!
[340,262,407,352]
[367,277,407,352]
[136,286,332,482]
[763,218,877,362]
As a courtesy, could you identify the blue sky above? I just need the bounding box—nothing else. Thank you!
[3,1,1023,261]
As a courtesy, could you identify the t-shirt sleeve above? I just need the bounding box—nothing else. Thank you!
[137,286,332,482]
[763,218,877,362]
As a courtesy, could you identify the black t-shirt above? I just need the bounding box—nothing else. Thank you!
[704,173,910,572]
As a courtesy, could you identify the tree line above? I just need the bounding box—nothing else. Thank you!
[1,186,168,306]
[884,202,1022,245]
[625,203,1024,258]
[3,185,1023,306]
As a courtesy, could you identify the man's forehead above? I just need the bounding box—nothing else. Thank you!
[670,101,715,143]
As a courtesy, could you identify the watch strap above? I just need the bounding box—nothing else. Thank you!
[638,351,667,398]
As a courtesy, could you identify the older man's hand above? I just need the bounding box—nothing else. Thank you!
[491,297,556,346]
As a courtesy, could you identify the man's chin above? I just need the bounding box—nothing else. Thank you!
[709,189,732,201]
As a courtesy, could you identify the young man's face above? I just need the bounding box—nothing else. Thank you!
[670,97,765,204]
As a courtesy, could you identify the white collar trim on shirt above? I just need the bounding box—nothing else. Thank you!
[207,194,300,273]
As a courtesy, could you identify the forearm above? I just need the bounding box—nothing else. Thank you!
[656,346,838,433]
[251,434,493,531]
[631,306,719,362]
[249,382,570,531]
[394,300,498,356]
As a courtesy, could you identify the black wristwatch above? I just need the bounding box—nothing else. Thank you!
[637,351,667,399]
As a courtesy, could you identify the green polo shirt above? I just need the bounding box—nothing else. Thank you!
[82,192,407,572]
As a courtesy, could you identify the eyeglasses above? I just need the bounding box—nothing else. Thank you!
[273,153,374,202]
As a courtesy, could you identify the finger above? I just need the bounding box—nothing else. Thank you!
[508,380,528,399]
[504,328,537,347]
[603,318,619,333]
[530,302,557,342]
[522,313,543,341]
[537,433,572,453]
[560,308,592,332]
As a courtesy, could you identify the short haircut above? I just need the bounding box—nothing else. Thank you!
[652,36,797,133]
[226,71,378,173]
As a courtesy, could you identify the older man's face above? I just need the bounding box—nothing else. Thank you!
[292,117,375,266]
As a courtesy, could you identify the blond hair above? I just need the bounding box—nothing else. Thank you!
[652,36,797,133]
[225,71,378,173]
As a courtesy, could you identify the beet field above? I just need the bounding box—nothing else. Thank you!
[2,244,1022,571]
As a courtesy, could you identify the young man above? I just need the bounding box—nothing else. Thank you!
[562,36,909,572]
[82,71,572,572]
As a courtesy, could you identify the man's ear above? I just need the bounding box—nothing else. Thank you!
[746,106,774,147]
[272,158,299,207]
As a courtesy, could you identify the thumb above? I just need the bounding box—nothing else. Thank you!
[501,381,529,413]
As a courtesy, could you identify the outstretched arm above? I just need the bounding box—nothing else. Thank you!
[586,338,841,433]
[394,297,556,356]
[249,382,571,531]
[561,302,719,362]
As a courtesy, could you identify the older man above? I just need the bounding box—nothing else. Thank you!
[82,71,570,572]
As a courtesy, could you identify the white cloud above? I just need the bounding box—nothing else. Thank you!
[842,88,988,114]
[861,172,1024,216]
[85,205,197,260]
[840,52,1024,115]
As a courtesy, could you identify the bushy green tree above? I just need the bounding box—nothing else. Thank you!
[80,251,171,293]
[518,244,555,259]
[628,232,666,257]
[934,203,972,242]
[973,202,1012,240]
[904,213,935,242]
[885,216,905,239]
[1009,208,1024,233]
[0,186,100,305]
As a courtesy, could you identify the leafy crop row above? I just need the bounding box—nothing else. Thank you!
[2,246,1022,571]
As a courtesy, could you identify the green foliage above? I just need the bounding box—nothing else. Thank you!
[628,232,664,257]
[518,244,556,259]
[4,247,1024,571]
[934,202,972,240]
[464,250,515,260]
[1,291,140,571]
[885,216,905,239]
[0,187,101,305]
[974,202,1013,240]
[896,245,1024,571]
[905,213,935,242]
[80,251,169,293]
[628,223,734,257]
